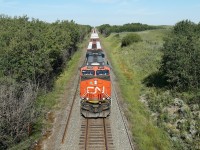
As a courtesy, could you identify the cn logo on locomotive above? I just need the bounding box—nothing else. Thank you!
[86,86,105,94]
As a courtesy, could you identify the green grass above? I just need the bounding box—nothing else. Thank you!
[101,29,173,150]
[9,37,88,150]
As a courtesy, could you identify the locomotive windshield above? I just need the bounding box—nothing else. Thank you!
[96,70,109,75]
[87,55,104,63]
[82,70,95,75]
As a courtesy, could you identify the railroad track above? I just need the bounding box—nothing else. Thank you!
[60,72,115,149]
[61,72,134,150]
[79,118,115,150]
[60,60,134,149]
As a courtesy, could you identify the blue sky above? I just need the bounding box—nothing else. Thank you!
[0,0,200,26]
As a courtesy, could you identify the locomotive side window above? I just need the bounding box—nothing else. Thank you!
[96,70,109,75]
[82,70,95,75]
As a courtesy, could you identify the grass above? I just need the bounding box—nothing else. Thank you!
[101,29,173,150]
[9,37,88,150]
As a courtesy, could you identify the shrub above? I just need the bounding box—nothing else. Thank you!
[121,33,142,47]
[160,20,200,91]
[0,77,38,149]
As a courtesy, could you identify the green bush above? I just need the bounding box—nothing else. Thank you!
[160,20,200,91]
[121,33,142,47]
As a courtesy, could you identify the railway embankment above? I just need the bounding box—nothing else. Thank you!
[101,25,200,150]
[101,29,173,150]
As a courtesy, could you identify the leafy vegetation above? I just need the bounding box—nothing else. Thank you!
[0,15,90,87]
[160,20,200,91]
[151,20,200,150]
[121,33,142,47]
[97,23,161,36]
[0,15,91,149]
[102,20,200,150]
[101,29,172,150]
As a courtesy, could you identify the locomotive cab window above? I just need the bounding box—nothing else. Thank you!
[96,70,109,75]
[82,70,95,75]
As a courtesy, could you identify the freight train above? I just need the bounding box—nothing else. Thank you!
[80,28,111,118]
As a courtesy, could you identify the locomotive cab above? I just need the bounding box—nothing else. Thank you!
[80,66,111,118]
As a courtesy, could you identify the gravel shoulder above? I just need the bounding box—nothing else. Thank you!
[41,69,81,150]
[109,71,134,150]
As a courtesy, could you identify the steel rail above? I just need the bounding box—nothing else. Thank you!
[61,75,80,144]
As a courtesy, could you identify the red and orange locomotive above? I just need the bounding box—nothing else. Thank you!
[80,29,111,118]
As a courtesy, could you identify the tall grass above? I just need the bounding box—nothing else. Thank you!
[101,29,172,150]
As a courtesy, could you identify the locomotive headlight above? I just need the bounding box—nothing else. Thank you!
[86,98,89,100]
[103,98,105,100]
[94,80,97,85]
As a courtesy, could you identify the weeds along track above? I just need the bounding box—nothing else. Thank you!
[79,118,115,150]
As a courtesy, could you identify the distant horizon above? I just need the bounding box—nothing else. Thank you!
[0,0,200,26]
[1,13,196,27]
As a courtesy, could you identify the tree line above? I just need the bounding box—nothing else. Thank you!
[0,15,91,149]
[160,20,200,91]
[97,23,161,36]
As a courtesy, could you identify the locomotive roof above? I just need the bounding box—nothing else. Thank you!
[96,41,101,50]
[87,42,93,49]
